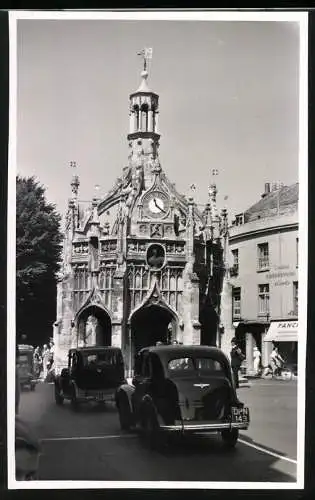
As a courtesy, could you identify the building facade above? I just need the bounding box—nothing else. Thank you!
[53,57,227,375]
[220,182,299,372]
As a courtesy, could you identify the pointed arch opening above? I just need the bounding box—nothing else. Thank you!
[76,305,112,347]
[131,304,177,352]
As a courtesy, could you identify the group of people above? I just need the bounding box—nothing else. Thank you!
[230,338,286,388]
[33,341,55,381]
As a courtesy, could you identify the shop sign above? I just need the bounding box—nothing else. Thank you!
[266,266,296,287]
[276,321,298,330]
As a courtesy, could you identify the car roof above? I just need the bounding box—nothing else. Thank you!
[69,346,122,354]
[138,345,228,362]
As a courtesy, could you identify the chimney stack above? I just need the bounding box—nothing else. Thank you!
[261,182,271,198]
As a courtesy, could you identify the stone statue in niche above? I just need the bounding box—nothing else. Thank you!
[147,244,165,270]
[85,315,98,343]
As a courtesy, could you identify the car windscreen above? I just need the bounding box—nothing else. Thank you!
[83,351,120,367]
[168,357,226,376]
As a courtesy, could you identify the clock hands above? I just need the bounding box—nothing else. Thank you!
[153,197,166,214]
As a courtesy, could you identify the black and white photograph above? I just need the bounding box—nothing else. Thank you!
[8,10,308,489]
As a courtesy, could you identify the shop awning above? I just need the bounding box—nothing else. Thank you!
[264,321,298,342]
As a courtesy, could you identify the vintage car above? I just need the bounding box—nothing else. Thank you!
[17,344,36,391]
[54,346,126,410]
[115,345,250,448]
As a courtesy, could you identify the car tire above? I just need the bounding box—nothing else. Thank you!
[30,383,36,392]
[54,385,64,405]
[221,428,239,449]
[117,393,132,431]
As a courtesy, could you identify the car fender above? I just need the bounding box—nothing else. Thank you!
[116,383,135,412]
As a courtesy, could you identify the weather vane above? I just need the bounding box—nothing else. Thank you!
[137,47,153,72]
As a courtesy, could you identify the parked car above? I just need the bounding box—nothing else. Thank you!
[17,345,36,391]
[54,346,126,410]
[115,345,250,449]
[15,416,41,480]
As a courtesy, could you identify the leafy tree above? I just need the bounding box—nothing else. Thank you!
[16,176,62,346]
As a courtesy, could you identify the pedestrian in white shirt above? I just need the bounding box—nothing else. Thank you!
[253,347,261,375]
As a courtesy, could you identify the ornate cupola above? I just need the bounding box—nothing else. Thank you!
[128,48,160,189]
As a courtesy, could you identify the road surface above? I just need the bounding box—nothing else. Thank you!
[17,378,298,483]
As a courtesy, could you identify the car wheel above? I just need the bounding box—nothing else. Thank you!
[30,383,36,392]
[221,428,239,449]
[54,385,64,405]
[117,394,132,431]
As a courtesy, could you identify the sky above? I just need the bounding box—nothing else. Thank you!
[16,18,300,222]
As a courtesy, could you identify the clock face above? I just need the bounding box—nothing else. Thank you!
[143,191,170,218]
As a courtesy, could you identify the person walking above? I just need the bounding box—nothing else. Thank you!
[42,344,50,381]
[230,337,245,389]
[33,347,42,379]
[253,346,261,376]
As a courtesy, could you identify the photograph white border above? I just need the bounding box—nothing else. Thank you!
[7,9,308,490]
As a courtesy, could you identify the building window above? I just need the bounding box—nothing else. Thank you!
[231,249,239,277]
[257,243,269,271]
[258,284,270,316]
[293,281,298,316]
[232,287,241,320]
[234,214,244,226]
[296,238,299,267]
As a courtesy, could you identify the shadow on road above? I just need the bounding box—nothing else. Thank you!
[38,432,297,483]
[67,402,117,414]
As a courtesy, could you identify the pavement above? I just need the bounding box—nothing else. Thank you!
[17,378,298,483]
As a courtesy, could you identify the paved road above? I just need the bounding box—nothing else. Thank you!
[18,379,298,483]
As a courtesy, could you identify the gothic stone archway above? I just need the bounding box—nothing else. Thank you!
[77,305,112,347]
[131,304,176,353]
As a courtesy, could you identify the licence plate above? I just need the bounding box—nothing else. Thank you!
[231,406,249,423]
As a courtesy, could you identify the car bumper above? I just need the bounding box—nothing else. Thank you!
[159,420,249,433]
[76,389,115,402]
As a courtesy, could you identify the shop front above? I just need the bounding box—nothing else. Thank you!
[264,320,298,371]
[233,321,267,375]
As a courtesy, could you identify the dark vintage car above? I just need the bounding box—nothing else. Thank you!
[54,346,126,410]
[17,345,36,391]
[115,345,250,448]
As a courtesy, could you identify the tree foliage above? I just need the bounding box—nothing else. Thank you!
[16,176,62,346]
